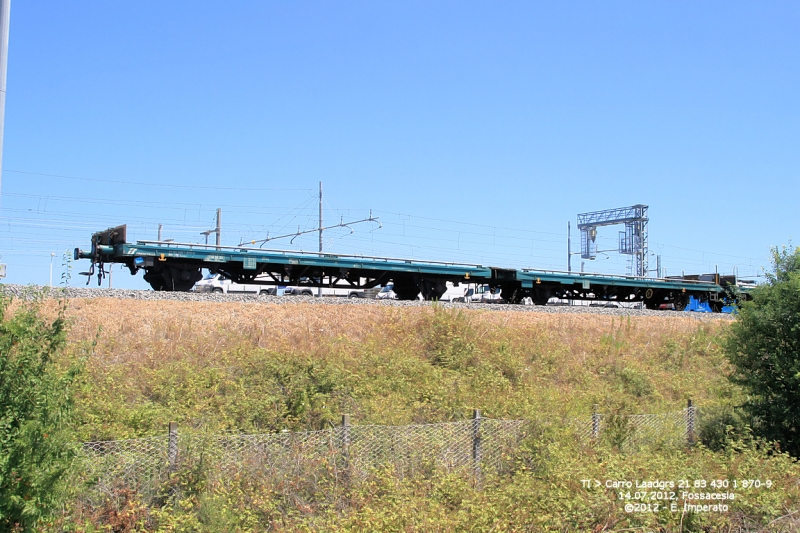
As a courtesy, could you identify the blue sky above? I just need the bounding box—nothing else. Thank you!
[1,1,797,289]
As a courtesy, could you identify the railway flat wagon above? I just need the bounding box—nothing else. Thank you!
[75,225,747,312]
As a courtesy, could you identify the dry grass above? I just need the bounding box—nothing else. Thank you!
[63,298,723,359]
[19,297,797,533]
[28,298,737,440]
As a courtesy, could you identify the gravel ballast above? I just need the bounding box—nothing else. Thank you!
[1,284,733,320]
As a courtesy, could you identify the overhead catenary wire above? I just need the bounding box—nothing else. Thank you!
[4,169,313,192]
[0,175,773,284]
[1,189,773,268]
[240,212,381,247]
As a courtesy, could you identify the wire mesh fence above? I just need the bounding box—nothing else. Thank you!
[571,407,696,451]
[78,406,697,504]
[78,414,528,503]
[81,435,170,504]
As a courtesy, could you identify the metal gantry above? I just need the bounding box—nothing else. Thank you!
[577,205,649,277]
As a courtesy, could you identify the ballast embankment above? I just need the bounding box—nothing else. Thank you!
[1,284,732,320]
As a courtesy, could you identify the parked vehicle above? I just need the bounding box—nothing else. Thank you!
[376,283,397,300]
[454,283,503,303]
[372,282,500,302]
[289,277,380,298]
[194,272,378,298]
[194,273,274,295]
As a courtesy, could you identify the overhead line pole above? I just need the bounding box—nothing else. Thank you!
[567,221,571,273]
[318,181,322,297]
[0,0,11,204]
[567,221,572,306]
[201,208,222,248]
[215,208,221,248]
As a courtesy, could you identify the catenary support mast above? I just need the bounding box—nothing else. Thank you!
[0,0,10,202]
[577,205,649,277]
[318,181,323,297]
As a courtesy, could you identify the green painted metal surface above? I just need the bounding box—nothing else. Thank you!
[115,242,494,278]
[76,228,734,298]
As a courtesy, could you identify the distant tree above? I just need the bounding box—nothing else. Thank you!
[0,295,81,532]
[724,244,800,456]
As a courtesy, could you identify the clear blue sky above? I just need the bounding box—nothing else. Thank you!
[1,1,797,289]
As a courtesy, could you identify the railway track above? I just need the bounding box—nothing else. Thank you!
[1,285,733,320]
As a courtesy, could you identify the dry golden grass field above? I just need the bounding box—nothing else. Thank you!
[16,297,800,532]
[41,298,739,440]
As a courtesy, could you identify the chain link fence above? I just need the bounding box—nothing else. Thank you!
[79,412,527,503]
[572,407,696,450]
[81,435,169,504]
[79,406,697,504]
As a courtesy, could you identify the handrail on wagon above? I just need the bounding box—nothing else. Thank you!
[134,240,488,269]
[519,267,719,286]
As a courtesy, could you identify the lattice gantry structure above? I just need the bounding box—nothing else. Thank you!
[577,205,649,278]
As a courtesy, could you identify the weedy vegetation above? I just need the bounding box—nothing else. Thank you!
[4,295,799,532]
[0,294,83,533]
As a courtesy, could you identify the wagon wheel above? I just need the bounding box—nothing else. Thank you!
[673,294,689,312]
[392,276,420,300]
[420,279,446,300]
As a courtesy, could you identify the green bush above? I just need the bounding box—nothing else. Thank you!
[0,295,82,532]
[724,245,800,457]
[697,405,751,452]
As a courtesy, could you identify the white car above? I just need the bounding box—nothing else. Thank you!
[194,273,274,295]
[195,273,381,298]
[373,281,502,302]
[450,284,503,303]
[375,282,397,299]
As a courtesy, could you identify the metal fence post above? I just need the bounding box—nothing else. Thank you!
[341,414,351,479]
[687,399,696,446]
[472,409,483,489]
[592,404,600,439]
[168,421,178,472]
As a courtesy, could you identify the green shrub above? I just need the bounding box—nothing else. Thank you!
[424,305,478,370]
[0,295,82,532]
[724,244,800,457]
[698,405,751,452]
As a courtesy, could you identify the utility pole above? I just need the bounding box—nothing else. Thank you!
[567,221,571,273]
[0,0,10,202]
[318,182,323,254]
[158,223,163,241]
[215,208,221,247]
[318,181,323,297]
[49,252,54,287]
[567,221,572,306]
[201,209,222,247]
